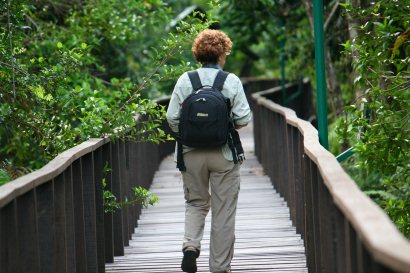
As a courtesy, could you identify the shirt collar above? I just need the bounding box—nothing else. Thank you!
[201,63,222,70]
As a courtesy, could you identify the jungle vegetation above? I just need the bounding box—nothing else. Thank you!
[1,0,408,237]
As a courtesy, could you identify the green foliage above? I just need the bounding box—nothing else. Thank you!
[102,180,120,213]
[216,0,313,79]
[365,188,409,237]
[0,169,10,186]
[2,0,407,239]
[338,0,410,238]
[328,118,344,156]
[132,186,160,208]
[102,178,159,213]
[382,198,410,238]
[0,0,213,179]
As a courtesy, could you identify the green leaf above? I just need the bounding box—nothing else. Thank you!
[391,29,410,59]
[0,169,11,186]
[341,40,351,49]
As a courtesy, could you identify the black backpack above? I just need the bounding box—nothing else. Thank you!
[175,70,244,171]
[178,70,231,147]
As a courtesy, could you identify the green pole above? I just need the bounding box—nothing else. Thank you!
[336,147,355,162]
[313,0,329,149]
[280,16,286,106]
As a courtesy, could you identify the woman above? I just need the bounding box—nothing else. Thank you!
[166,29,252,273]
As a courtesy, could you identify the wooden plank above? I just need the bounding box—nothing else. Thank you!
[106,124,307,273]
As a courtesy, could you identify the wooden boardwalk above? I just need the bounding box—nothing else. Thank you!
[106,124,307,273]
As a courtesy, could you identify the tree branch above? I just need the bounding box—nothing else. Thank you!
[6,0,16,100]
[0,61,29,76]
[324,0,340,31]
[24,13,41,32]
[101,47,176,130]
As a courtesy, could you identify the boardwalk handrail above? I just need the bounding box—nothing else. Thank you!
[0,97,174,273]
[252,86,410,273]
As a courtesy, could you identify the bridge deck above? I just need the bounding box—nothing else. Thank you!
[106,124,307,273]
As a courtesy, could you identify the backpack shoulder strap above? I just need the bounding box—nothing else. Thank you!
[187,71,202,91]
[213,70,229,91]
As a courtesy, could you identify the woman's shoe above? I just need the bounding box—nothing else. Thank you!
[181,250,198,273]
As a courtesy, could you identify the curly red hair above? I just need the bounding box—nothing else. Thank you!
[192,29,233,64]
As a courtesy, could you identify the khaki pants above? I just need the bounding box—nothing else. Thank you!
[182,148,240,273]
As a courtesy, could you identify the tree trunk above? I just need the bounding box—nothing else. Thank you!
[346,0,363,100]
[325,49,344,116]
[302,0,314,37]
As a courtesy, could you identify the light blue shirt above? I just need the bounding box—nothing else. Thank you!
[166,66,252,161]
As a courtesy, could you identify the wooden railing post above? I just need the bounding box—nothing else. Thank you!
[119,140,130,246]
[253,100,261,160]
[72,159,87,272]
[93,147,106,273]
[53,173,67,273]
[334,207,347,273]
[125,140,136,236]
[0,200,18,272]
[36,180,55,273]
[304,157,315,272]
[102,143,114,263]
[128,140,140,228]
[64,165,77,272]
[82,152,98,272]
[317,176,334,272]
[17,190,39,273]
[286,124,296,224]
[294,128,305,238]
[346,220,357,272]
[111,141,124,256]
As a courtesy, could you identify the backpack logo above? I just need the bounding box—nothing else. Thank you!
[197,112,209,117]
